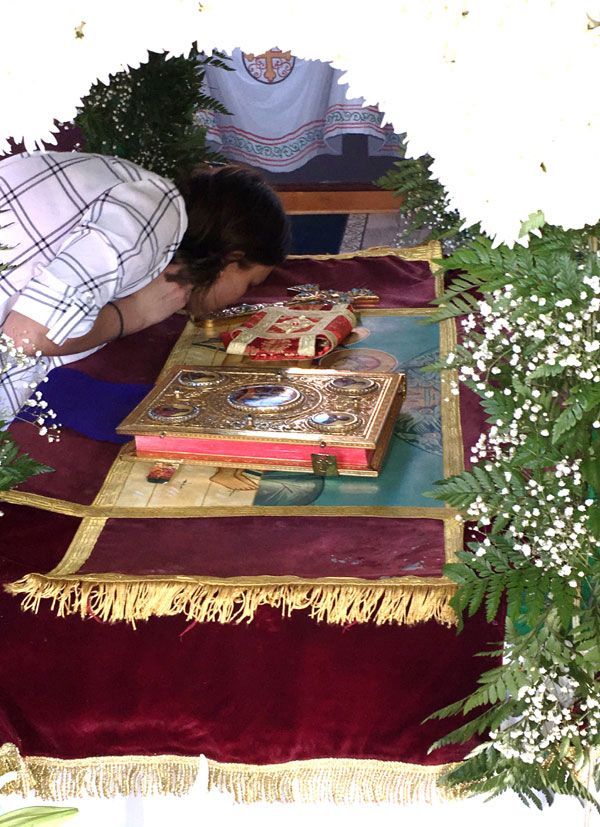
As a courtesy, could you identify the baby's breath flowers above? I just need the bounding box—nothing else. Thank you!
[490,664,600,766]
[453,267,600,583]
[0,332,61,442]
[0,332,59,501]
[74,48,229,181]
[426,228,600,805]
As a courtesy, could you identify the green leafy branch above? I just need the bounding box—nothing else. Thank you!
[75,47,232,180]
[438,744,598,811]
[377,132,600,807]
[416,224,600,807]
[375,139,481,249]
[0,427,53,492]
[0,806,78,826]
[427,611,600,808]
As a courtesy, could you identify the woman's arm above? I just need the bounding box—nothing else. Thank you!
[3,272,192,358]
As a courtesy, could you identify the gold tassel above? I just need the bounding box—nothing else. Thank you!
[5,576,457,627]
[0,742,35,796]
[1,743,463,804]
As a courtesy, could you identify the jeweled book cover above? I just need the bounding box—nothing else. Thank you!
[117,365,406,476]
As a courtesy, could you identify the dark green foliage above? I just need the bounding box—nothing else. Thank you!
[417,218,600,806]
[375,136,481,249]
[1,231,55,492]
[0,426,53,491]
[438,744,598,812]
[75,47,232,180]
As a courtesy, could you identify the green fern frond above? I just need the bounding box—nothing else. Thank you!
[75,48,231,179]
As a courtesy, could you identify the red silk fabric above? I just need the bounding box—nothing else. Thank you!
[220,302,355,359]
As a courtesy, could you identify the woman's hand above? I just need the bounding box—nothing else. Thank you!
[2,271,193,358]
[117,271,193,334]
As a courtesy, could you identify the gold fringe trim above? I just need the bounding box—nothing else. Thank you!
[5,575,457,627]
[207,756,463,804]
[1,743,463,804]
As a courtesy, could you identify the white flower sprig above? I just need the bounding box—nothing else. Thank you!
[448,252,600,581]
[432,234,600,786]
[490,665,600,764]
[0,332,61,442]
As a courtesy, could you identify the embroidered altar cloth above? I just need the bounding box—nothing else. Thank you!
[198,49,402,171]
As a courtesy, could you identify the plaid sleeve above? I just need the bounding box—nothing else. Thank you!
[11,177,186,345]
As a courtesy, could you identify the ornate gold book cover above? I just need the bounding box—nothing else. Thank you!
[117,365,406,476]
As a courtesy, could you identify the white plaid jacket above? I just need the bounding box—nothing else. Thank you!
[0,151,187,416]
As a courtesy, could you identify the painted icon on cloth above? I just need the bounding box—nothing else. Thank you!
[319,348,399,373]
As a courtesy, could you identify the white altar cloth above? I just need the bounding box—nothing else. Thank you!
[197,48,402,172]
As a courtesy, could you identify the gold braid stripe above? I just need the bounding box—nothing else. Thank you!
[288,241,442,263]
[444,513,464,565]
[49,518,107,578]
[356,306,439,316]
[1,742,463,804]
[0,491,457,521]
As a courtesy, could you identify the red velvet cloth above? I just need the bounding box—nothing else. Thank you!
[0,506,78,578]
[0,254,499,770]
[248,256,436,308]
[7,423,120,505]
[0,544,500,764]
[78,517,445,578]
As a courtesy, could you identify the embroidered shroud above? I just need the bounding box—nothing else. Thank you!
[3,244,480,629]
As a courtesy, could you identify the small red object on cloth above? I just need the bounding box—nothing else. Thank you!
[220,302,357,360]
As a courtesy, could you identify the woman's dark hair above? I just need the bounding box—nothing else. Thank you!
[168,164,291,291]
